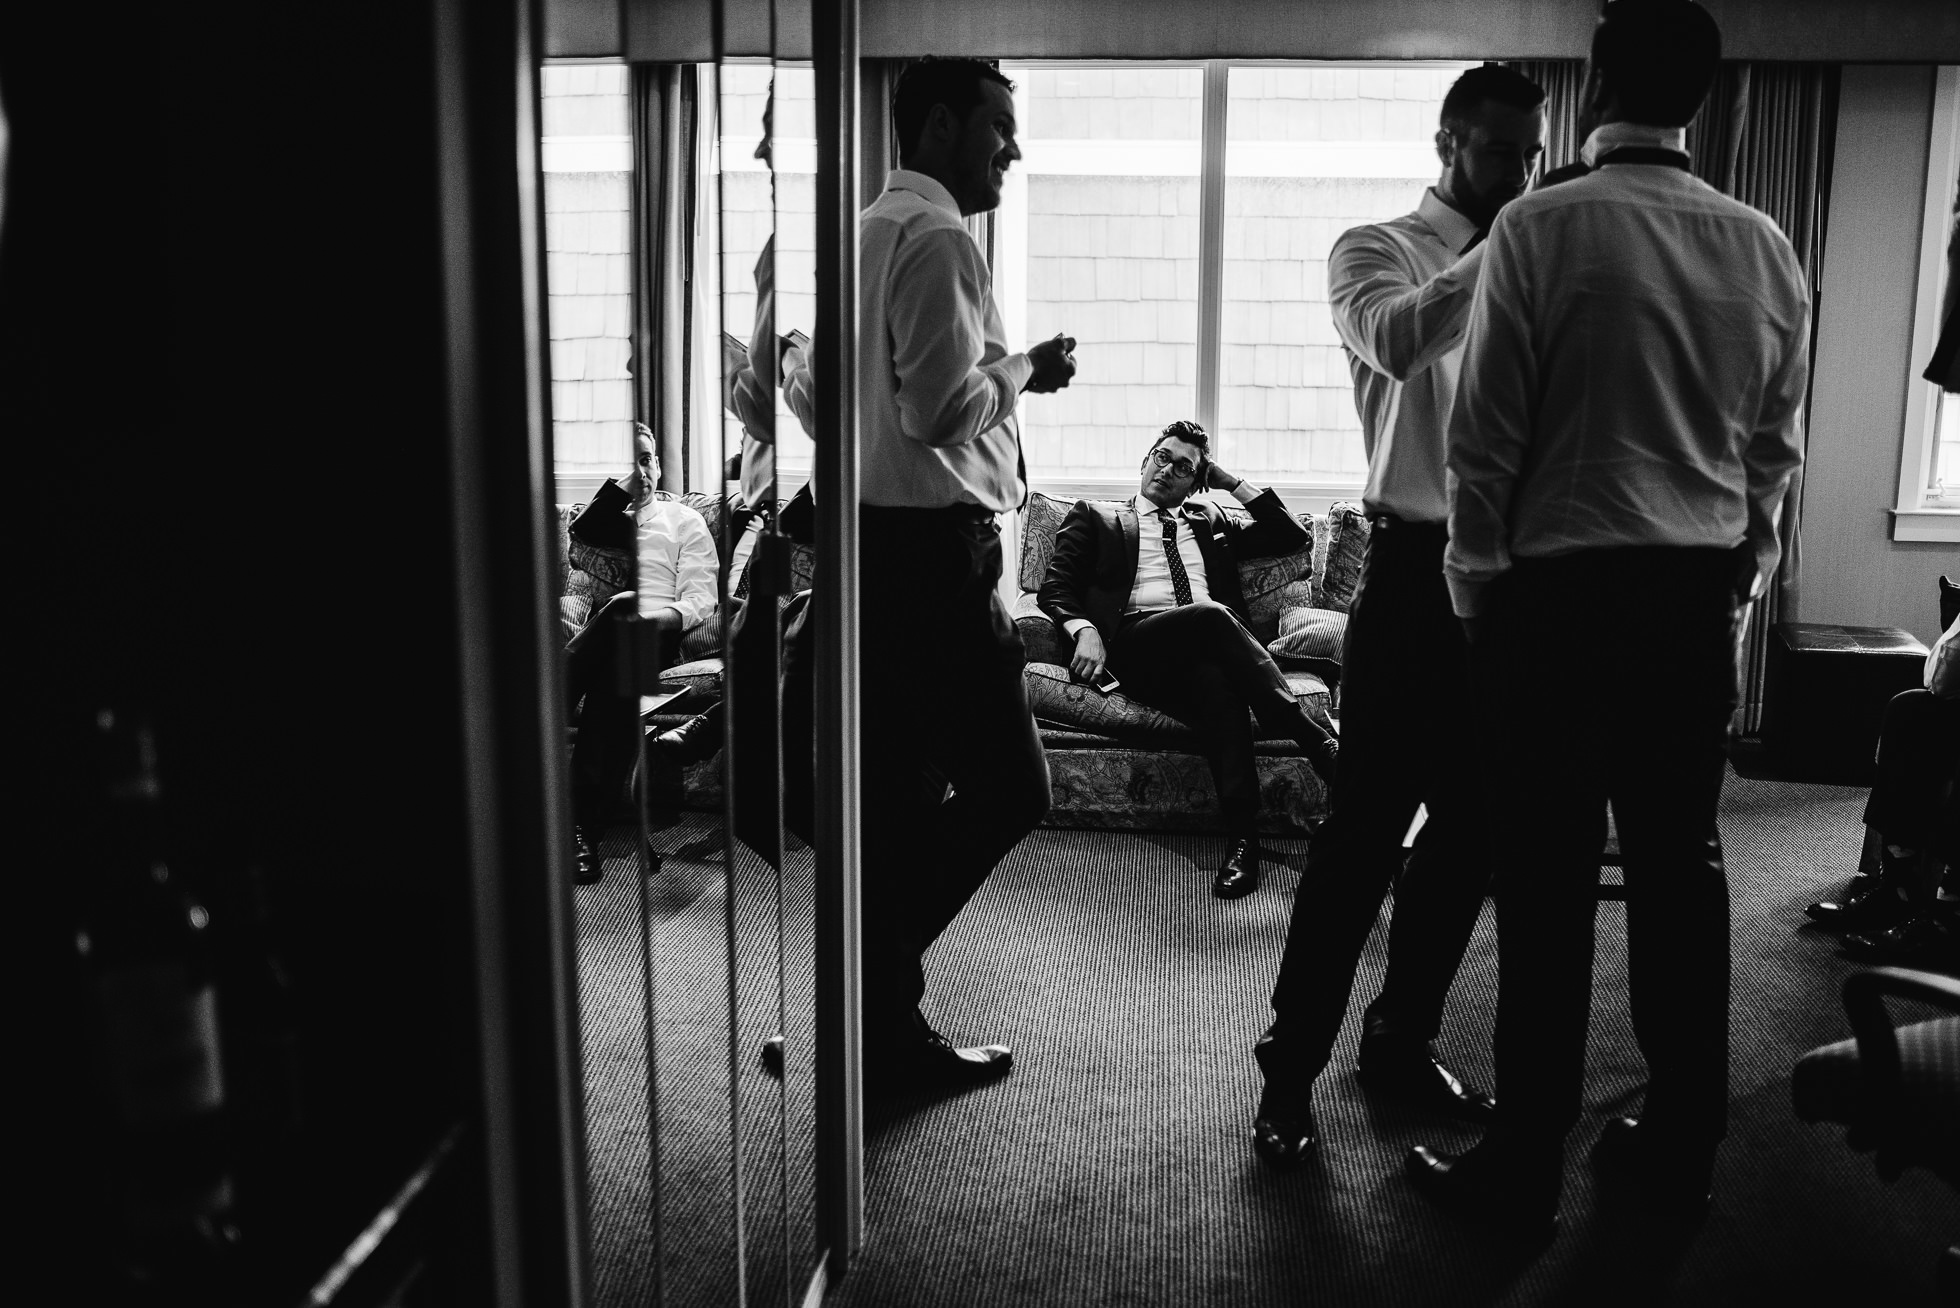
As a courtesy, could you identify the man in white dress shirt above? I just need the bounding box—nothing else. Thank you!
[1037,421,1338,899]
[1253,64,1545,1167]
[857,58,1077,1089]
[1409,1,1809,1236]
[566,426,719,882]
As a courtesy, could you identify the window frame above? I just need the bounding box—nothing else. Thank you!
[1894,63,1960,542]
[1000,58,1474,514]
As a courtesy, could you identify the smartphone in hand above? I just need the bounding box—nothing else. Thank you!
[1091,669,1121,695]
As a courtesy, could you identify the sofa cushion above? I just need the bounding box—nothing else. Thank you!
[1012,592,1071,667]
[1309,501,1368,614]
[1024,661,1332,746]
[1018,491,1074,594]
[1269,606,1348,683]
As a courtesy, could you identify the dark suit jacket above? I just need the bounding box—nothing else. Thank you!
[1037,489,1310,652]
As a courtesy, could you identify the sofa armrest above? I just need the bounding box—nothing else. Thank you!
[1012,591,1070,667]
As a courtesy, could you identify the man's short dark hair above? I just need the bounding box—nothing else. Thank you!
[1150,419,1211,475]
[892,58,1015,162]
[1439,65,1547,138]
[1591,0,1722,128]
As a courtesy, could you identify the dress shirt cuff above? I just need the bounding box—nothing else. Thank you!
[1446,575,1490,620]
[1229,481,1260,504]
[1002,352,1035,393]
[1062,617,1094,640]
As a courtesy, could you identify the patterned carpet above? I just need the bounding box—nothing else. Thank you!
[580,769,1959,1306]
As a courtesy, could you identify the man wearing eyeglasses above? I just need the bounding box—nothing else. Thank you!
[1038,420,1339,898]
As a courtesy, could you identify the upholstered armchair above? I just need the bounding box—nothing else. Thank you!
[1793,966,1960,1294]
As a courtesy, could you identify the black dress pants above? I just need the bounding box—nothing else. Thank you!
[566,598,681,828]
[1264,519,1494,1085]
[1479,546,1742,1151]
[858,506,1051,1048]
[1864,688,1960,860]
[1112,600,1323,834]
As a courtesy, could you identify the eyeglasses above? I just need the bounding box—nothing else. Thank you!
[1149,448,1198,479]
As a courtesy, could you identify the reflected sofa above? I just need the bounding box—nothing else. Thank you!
[554,489,1371,837]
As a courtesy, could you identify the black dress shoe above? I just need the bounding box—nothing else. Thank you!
[1214,839,1262,899]
[1591,1117,1713,1213]
[1252,1086,1319,1168]
[760,1034,785,1077]
[574,825,604,885]
[1356,1040,1496,1124]
[1805,879,1911,932]
[869,1031,1013,1092]
[1844,912,1959,968]
[1406,1144,1559,1244]
[651,703,724,767]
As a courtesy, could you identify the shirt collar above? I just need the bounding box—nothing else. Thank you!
[1417,187,1480,256]
[1581,122,1690,168]
[885,169,962,218]
[1135,495,1186,520]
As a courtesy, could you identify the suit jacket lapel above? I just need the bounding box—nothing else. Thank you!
[1119,503,1140,583]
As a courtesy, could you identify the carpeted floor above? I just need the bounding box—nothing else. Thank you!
[580,768,1960,1306]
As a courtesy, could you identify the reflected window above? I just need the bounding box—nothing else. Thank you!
[996,60,1476,494]
[540,64,635,497]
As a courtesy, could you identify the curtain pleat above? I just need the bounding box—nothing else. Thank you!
[1507,59,1838,736]
[632,64,700,490]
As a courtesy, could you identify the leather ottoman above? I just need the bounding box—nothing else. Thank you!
[1763,622,1930,784]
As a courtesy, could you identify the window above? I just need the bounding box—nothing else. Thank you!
[540,63,635,499]
[997,60,1476,503]
[717,62,818,487]
[1896,63,1960,541]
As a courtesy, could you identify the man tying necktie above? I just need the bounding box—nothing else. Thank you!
[1039,420,1340,898]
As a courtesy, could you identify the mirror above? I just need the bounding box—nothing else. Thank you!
[539,16,820,1302]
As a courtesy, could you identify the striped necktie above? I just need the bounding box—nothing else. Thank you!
[1162,512,1193,607]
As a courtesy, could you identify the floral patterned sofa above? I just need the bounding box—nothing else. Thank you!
[1012,493,1370,836]
[556,489,1370,836]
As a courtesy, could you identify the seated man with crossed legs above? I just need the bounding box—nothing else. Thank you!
[1038,420,1338,898]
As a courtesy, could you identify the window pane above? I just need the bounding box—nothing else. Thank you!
[541,64,634,487]
[1218,64,1474,486]
[1936,387,1960,503]
[999,64,1203,485]
[718,64,817,488]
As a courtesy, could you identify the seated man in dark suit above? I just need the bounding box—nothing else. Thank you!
[1038,420,1339,898]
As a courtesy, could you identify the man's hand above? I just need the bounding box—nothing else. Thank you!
[1025,334,1077,394]
[1069,627,1107,683]
[1203,461,1243,493]
[620,466,645,507]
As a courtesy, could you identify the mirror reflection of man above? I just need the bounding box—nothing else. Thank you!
[854,57,1075,1091]
[1038,421,1338,897]
[1252,65,1546,1167]
[727,94,794,521]
[564,425,718,883]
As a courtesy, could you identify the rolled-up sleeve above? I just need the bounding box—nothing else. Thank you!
[1444,213,1535,618]
[1328,227,1485,385]
[888,229,1031,447]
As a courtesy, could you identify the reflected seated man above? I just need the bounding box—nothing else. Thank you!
[565,425,718,884]
[1037,420,1339,897]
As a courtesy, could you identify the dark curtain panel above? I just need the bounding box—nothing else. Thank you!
[1689,64,1840,734]
[1505,59,1839,735]
[631,63,699,490]
[1506,59,1591,171]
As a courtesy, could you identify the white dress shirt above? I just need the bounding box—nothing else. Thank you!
[729,236,777,509]
[1444,128,1810,617]
[636,496,719,629]
[859,170,1032,511]
[1060,484,1261,639]
[1328,187,1487,524]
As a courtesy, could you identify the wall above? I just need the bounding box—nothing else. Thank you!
[1800,64,1960,646]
